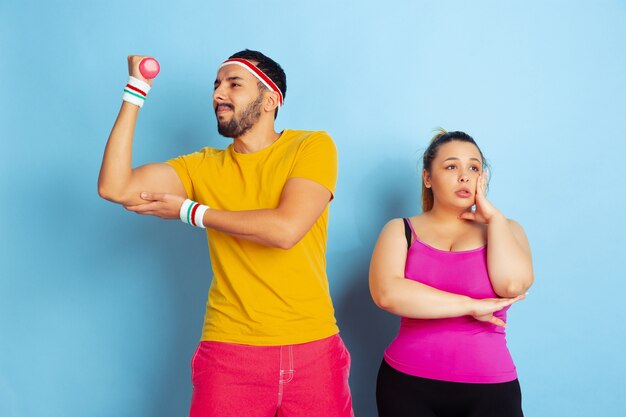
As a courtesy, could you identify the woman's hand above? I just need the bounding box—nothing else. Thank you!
[124,192,185,219]
[459,171,503,224]
[469,294,525,328]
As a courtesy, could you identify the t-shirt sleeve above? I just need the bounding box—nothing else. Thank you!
[166,153,198,200]
[288,131,338,197]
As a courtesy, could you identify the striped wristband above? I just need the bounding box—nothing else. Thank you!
[179,199,209,228]
[122,76,151,108]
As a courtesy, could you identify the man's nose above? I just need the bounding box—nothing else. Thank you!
[213,85,226,102]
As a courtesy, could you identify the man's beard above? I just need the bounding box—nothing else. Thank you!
[217,94,264,138]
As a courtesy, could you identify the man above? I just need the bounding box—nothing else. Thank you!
[98,50,353,417]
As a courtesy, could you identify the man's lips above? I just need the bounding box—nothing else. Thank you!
[215,104,234,115]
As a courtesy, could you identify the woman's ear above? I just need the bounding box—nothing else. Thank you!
[422,169,432,188]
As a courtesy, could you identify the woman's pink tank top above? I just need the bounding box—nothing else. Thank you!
[383,219,518,383]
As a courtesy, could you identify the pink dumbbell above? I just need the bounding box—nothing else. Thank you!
[139,58,160,79]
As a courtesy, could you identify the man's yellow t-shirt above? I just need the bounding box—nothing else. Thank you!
[167,130,339,345]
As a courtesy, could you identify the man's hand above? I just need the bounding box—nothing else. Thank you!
[125,192,185,219]
[127,55,154,86]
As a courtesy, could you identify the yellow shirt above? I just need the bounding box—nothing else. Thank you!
[167,130,339,345]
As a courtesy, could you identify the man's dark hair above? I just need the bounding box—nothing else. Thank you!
[229,50,286,119]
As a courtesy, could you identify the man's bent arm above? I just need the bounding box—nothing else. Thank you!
[98,55,186,206]
[129,177,331,249]
[202,177,331,249]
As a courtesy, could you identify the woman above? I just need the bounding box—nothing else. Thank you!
[369,130,533,417]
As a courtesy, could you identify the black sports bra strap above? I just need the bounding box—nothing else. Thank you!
[402,218,412,248]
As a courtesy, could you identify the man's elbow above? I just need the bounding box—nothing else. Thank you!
[274,231,302,250]
[271,223,307,250]
[97,183,129,205]
[97,183,115,201]
[273,239,295,250]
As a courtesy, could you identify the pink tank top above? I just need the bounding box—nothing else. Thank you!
[383,219,518,383]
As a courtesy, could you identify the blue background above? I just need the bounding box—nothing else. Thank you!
[1,1,625,416]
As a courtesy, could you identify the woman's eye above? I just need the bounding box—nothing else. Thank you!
[445,165,456,170]
[470,166,480,172]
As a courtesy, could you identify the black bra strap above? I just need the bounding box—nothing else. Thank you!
[402,218,412,248]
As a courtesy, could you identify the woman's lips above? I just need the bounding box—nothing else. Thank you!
[455,190,472,198]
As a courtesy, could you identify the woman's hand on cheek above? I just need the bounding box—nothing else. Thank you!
[459,172,503,224]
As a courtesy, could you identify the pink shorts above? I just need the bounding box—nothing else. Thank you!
[189,334,354,417]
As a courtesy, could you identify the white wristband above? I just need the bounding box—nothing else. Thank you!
[122,76,151,108]
[194,205,209,228]
[179,199,209,228]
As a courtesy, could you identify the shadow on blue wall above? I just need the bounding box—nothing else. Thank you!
[104,218,209,417]
[331,158,420,416]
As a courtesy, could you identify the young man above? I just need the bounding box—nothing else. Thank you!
[98,50,353,417]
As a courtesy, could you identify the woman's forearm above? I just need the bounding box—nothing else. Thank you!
[371,275,475,319]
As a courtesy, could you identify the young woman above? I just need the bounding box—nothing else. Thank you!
[369,130,533,417]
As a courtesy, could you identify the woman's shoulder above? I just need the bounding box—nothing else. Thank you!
[504,218,529,241]
[380,217,417,236]
[406,213,429,227]
[505,217,523,228]
[382,217,406,230]
[385,215,422,227]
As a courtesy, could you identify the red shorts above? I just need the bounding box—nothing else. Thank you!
[189,334,354,417]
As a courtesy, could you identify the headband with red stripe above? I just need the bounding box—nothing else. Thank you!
[219,58,284,106]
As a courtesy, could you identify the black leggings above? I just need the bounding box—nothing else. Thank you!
[376,360,524,417]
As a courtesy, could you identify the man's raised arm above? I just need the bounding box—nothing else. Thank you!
[98,55,185,206]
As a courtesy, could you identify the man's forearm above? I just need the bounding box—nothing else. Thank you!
[202,207,304,249]
[199,178,330,249]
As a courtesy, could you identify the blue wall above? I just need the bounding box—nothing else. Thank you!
[2,1,625,416]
